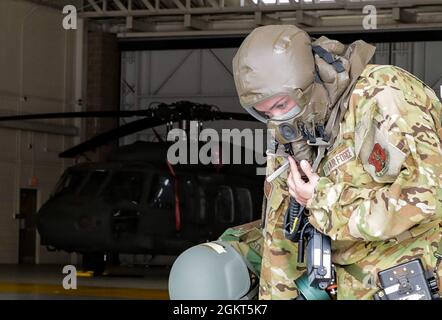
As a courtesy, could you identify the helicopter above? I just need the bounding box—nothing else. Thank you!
[0,101,265,273]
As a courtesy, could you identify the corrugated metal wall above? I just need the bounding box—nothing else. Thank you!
[373,42,442,93]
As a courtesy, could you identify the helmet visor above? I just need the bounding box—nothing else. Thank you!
[245,94,303,123]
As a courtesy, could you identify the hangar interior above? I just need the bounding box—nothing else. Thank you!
[0,0,442,299]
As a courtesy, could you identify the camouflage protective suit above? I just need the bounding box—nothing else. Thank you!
[219,219,264,278]
[306,64,442,299]
[221,64,442,300]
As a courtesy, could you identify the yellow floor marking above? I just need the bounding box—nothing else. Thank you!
[76,271,94,277]
[0,282,169,300]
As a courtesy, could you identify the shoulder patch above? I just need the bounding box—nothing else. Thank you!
[358,122,407,183]
[368,143,388,176]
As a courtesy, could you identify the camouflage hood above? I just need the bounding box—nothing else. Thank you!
[232,25,376,125]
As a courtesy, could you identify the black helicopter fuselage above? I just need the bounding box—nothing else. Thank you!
[36,142,264,257]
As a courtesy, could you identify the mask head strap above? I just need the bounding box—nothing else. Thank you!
[312,45,345,73]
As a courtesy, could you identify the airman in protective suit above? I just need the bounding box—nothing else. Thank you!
[221,25,442,300]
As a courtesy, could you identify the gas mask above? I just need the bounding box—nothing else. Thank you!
[249,82,338,164]
[268,119,323,164]
[232,25,375,164]
[266,84,332,164]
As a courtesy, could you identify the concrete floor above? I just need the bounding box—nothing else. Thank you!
[0,264,170,300]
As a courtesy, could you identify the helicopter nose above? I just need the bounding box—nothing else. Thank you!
[77,215,102,230]
[37,197,112,251]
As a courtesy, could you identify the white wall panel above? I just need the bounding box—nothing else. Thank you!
[0,129,17,163]
[0,162,18,263]
[0,0,76,264]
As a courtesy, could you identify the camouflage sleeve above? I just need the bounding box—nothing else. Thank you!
[306,66,442,241]
[218,220,264,276]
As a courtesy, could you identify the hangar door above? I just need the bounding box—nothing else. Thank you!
[119,48,265,146]
[120,43,442,146]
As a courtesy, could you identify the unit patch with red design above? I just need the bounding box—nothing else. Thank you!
[368,143,389,176]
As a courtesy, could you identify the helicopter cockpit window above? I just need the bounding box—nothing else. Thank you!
[103,172,144,203]
[79,170,108,196]
[215,186,234,224]
[52,170,88,196]
[148,175,175,209]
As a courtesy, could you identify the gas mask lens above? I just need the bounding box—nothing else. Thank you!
[279,123,298,141]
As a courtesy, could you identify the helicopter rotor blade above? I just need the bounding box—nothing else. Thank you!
[57,104,256,158]
[0,110,151,122]
[212,112,255,122]
[151,128,164,143]
[59,117,170,158]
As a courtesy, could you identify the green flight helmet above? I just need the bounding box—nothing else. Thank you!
[168,241,258,300]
